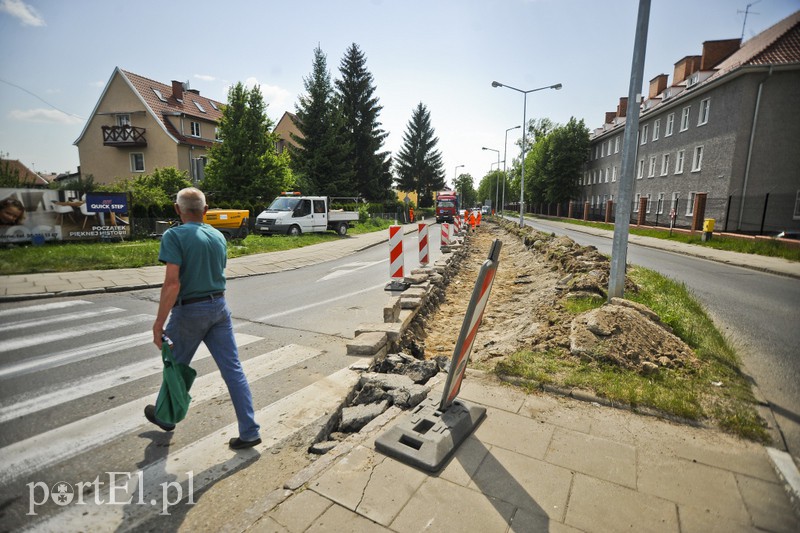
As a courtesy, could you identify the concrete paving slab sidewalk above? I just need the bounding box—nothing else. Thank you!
[254,370,800,533]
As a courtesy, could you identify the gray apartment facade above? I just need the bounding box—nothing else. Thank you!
[582,11,800,235]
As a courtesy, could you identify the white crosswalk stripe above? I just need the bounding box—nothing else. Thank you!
[0,298,358,532]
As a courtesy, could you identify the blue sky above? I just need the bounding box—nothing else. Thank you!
[1,0,798,187]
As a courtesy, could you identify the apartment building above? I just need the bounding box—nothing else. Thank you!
[74,67,225,185]
[583,11,800,234]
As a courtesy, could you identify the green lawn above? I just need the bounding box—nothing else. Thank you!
[0,218,393,275]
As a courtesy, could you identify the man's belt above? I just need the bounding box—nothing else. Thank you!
[175,292,225,306]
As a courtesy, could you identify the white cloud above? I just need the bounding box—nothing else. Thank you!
[222,78,293,116]
[10,108,83,125]
[0,0,45,27]
[193,74,216,82]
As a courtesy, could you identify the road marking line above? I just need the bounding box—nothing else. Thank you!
[0,300,91,318]
[0,334,263,423]
[0,314,152,353]
[0,344,325,485]
[26,363,367,531]
[0,307,125,333]
[254,282,386,322]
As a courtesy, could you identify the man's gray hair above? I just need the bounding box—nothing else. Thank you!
[176,187,206,214]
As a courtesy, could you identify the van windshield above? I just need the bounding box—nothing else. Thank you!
[267,197,300,212]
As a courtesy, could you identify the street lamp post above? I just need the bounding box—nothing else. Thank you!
[502,125,521,216]
[492,81,562,227]
[453,164,464,209]
[482,147,500,214]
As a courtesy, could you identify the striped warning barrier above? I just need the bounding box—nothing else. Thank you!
[454,215,461,234]
[441,223,450,247]
[389,225,404,279]
[418,223,429,265]
[440,240,503,409]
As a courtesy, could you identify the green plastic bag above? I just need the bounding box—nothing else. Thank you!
[154,338,197,425]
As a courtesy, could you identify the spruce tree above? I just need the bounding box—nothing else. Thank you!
[394,103,445,207]
[335,43,393,201]
[291,46,353,196]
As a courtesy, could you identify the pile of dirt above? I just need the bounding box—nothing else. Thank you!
[406,219,697,376]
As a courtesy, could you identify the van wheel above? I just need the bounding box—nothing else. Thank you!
[337,222,348,236]
[288,225,301,237]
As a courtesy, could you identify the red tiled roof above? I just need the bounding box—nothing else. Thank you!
[119,69,224,146]
[0,159,48,187]
[713,11,800,73]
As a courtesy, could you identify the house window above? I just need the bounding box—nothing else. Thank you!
[665,113,674,136]
[646,193,652,213]
[614,136,620,153]
[215,127,222,140]
[653,119,661,141]
[634,193,641,212]
[671,192,680,214]
[612,166,617,182]
[192,157,207,181]
[637,159,644,179]
[661,154,670,176]
[190,121,201,137]
[675,150,685,174]
[692,145,704,172]
[152,88,167,102]
[193,100,206,113]
[210,101,219,110]
[117,114,131,127]
[680,106,691,131]
[648,156,657,177]
[698,98,710,126]
[657,192,665,214]
[641,123,649,144]
[131,153,145,172]
[794,190,800,219]
[686,192,696,215]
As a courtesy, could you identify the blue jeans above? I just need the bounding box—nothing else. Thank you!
[164,297,260,441]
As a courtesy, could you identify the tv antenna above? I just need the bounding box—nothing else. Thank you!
[738,0,761,40]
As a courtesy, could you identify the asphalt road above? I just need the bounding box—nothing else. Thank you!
[0,230,440,530]
[518,216,800,457]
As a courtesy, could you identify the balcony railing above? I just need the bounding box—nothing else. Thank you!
[102,125,147,146]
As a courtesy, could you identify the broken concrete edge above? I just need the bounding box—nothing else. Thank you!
[765,447,800,516]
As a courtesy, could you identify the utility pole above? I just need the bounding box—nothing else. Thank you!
[608,0,651,300]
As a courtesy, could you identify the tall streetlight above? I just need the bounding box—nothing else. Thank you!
[492,81,562,227]
[502,125,521,216]
[482,147,500,213]
[453,164,464,209]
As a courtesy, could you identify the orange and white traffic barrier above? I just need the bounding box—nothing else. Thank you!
[441,223,450,246]
[418,223,429,265]
[389,225,404,280]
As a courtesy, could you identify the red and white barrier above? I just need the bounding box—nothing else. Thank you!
[389,225,404,279]
[441,223,450,246]
[418,223,429,265]
[454,216,461,234]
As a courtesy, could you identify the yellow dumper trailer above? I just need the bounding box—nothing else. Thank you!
[202,209,249,240]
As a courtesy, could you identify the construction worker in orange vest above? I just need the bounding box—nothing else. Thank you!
[468,210,476,231]
[476,210,482,227]
[409,206,414,222]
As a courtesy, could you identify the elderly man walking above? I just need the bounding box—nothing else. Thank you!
[145,187,261,450]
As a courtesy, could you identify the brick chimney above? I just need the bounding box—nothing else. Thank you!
[701,38,741,69]
[616,97,628,118]
[648,74,669,99]
[605,111,616,124]
[673,56,701,85]
[171,80,184,101]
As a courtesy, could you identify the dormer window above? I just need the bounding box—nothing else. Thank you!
[687,73,699,88]
[210,101,219,110]
[193,101,206,113]
[152,88,167,102]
